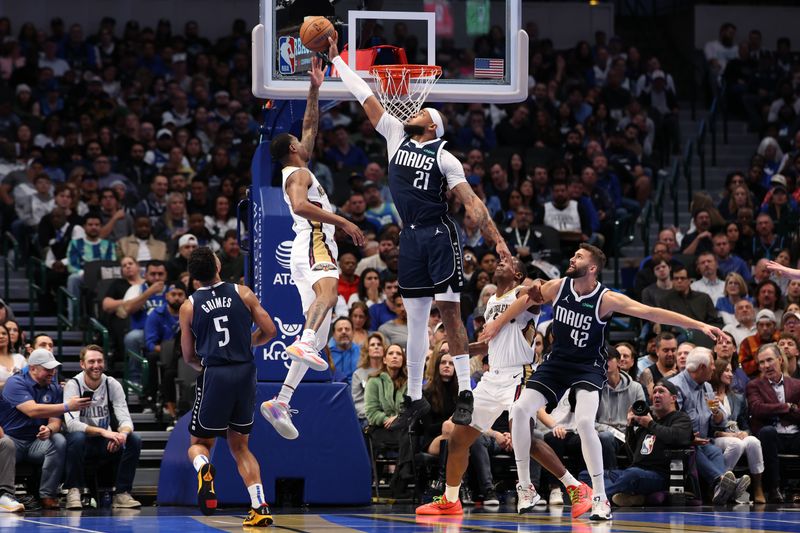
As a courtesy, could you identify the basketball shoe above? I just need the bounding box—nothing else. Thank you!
[451,390,474,425]
[589,495,612,521]
[243,503,273,527]
[391,395,431,430]
[197,463,217,516]
[285,339,329,371]
[566,482,593,519]
[260,398,299,440]
[416,495,463,515]
[516,483,542,514]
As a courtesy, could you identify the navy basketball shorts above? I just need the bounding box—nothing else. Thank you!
[525,357,607,412]
[190,361,257,439]
[398,217,465,298]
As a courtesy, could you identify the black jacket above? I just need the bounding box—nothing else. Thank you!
[626,409,693,477]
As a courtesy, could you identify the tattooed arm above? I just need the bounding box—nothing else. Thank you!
[300,57,324,156]
[452,182,512,262]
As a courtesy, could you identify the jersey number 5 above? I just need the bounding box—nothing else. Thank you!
[214,315,230,347]
[413,170,430,190]
[570,329,588,348]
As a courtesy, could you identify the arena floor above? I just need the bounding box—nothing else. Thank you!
[1,504,800,532]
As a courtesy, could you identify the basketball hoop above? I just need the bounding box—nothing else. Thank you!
[369,64,442,122]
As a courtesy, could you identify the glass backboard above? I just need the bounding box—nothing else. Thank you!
[253,0,528,103]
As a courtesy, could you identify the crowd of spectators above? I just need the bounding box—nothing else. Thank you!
[1,12,799,510]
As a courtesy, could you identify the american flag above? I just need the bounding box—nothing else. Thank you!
[474,58,505,79]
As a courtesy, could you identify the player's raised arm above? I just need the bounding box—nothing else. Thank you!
[300,57,324,156]
[238,285,277,347]
[451,182,511,262]
[327,35,385,127]
[179,300,202,372]
[600,290,723,341]
[765,260,800,280]
[285,168,365,246]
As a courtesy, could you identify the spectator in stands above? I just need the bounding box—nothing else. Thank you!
[590,380,692,507]
[495,104,533,150]
[368,274,399,330]
[713,331,748,392]
[349,268,383,309]
[31,335,54,352]
[0,417,23,512]
[144,129,175,170]
[122,260,168,358]
[715,273,751,326]
[187,178,212,216]
[355,231,394,276]
[760,176,798,238]
[504,205,538,263]
[143,282,185,417]
[63,345,141,509]
[167,234,198,281]
[639,332,678,398]
[779,334,800,379]
[782,312,800,339]
[596,348,646,469]
[378,293,408,350]
[709,357,765,504]
[740,309,781,378]
[217,230,243,283]
[754,279,783,323]
[363,180,399,228]
[691,252,725,305]
[457,109,496,152]
[0,324,25,387]
[134,174,169,224]
[184,213,219,252]
[0,349,91,509]
[337,252,359,305]
[153,191,189,242]
[351,332,386,428]
[66,213,117,321]
[15,173,52,235]
[204,196,238,244]
[100,256,143,358]
[680,209,714,256]
[748,212,785,262]
[325,126,369,171]
[344,192,381,236]
[662,266,723,347]
[118,142,157,190]
[723,299,757,348]
[641,259,672,308]
[669,347,750,504]
[117,216,166,262]
[5,320,25,357]
[712,233,750,281]
[536,177,590,253]
[705,22,738,88]
[747,343,800,503]
[348,302,370,348]
[328,317,360,384]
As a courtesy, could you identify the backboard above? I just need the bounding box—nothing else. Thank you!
[253,0,528,103]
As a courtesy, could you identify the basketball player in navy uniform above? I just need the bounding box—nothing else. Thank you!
[328,36,511,427]
[416,257,593,517]
[509,244,723,520]
[262,57,365,440]
[179,247,278,527]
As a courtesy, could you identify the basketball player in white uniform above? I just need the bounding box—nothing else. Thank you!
[416,257,592,517]
[262,57,365,439]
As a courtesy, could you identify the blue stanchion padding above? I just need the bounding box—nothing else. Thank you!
[157,382,371,506]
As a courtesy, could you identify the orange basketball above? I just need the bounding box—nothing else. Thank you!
[300,16,335,53]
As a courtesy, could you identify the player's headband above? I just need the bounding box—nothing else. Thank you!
[424,107,445,138]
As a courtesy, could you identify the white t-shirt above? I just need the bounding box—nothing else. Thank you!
[0,353,27,383]
[484,286,538,369]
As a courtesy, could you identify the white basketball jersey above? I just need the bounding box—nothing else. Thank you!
[281,166,336,241]
[483,286,538,368]
[543,200,581,232]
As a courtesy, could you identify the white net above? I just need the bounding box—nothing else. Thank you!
[369,65,442,123]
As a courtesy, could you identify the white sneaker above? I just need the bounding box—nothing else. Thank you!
[260,398,299,439]
[590,496,612,521]
[734,474,751,504]
[112,492,142,508]
[549,487,564,506]
[285,340,329,371]
[66,488,82,510]
[516,483,542,514]
[0,493,24,513]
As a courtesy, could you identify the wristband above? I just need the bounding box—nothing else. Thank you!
[64,402,69,412]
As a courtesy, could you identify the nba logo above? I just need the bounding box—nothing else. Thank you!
[278,36,295,75]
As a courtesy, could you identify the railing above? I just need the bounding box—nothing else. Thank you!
[85,318,110,357]
[2,231,19,301]
[56,287,77,360]
[27,257,47,338]
[123,349,149,398]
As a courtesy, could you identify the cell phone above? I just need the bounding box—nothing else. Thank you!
[82,391,94,400]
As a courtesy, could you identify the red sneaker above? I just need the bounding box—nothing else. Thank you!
[416,495,463,515]
[567,482,593,519]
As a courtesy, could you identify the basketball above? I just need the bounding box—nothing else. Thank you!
[300,16,335,53]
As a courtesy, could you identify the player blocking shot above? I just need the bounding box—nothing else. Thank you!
[415,257,593,517]
[327,35,511,428]
[179,248,278,527]
[262,57,365,440]
[510,244,723,520]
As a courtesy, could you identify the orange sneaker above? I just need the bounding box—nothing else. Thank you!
[416,495,463,515]
[567,482,593,518]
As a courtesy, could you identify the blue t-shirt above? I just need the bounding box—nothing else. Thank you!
[0,370,63,440]
[369,302,397,330]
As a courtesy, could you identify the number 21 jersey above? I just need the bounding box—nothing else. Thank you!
[550,277,610,367]
[189,282,253,366]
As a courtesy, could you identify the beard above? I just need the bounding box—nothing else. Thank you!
[404,124,426,136]
[169,301,182,311]
[565,264,588,278]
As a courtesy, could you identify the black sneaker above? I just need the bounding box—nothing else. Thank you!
[452,390,474,426]
[196,463,217,516]
[482,488,500,506]
[460,485,474,506]
[391,395,431,430]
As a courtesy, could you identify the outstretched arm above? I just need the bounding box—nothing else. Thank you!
[300,57,324,155]
[601,291,722,341]
[478,286,537,342]
[765,260,800,280]
[327,34,385,127]
[452,182,511,262]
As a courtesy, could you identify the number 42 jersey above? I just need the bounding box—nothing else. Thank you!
[549,277,611,368]
[189,282,253,366]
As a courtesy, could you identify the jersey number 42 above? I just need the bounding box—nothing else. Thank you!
[570,329,588,348]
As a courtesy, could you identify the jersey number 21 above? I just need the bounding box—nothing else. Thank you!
[414,171,430,190]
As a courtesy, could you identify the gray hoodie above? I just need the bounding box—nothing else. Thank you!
[64,372,134,434]
[595,370,646,433]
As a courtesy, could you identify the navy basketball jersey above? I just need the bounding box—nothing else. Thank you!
[550,278,611,367]
[388,137,448,225]
[189,282,253,366]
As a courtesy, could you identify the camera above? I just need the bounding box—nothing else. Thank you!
[632,400,650,417]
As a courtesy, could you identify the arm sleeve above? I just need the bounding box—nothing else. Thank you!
[375,112,407,161]
[110,378,134,432]
[440,149,467,190]
[63,380,88,433]
[331,56,375,105]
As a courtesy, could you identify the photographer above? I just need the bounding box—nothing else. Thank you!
[581,380,693,507]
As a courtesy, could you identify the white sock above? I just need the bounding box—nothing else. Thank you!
[575,389,606,499]
[451,354,471,392]
[445,483,460,502]
[247,484,265,508]
[401,296,433,400]
[300,329,316,345]
[559,471,580,488]
[277,360,309,404]
[192,454,209,472]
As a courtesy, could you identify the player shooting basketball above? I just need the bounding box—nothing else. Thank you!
[327,34,511,428]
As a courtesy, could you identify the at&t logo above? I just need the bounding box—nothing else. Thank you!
[274,240,295,286]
